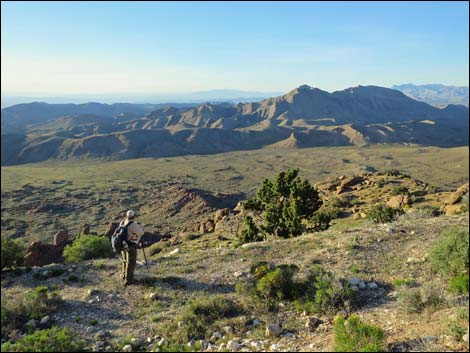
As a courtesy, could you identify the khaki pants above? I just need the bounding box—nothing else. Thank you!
[121,244,137,283]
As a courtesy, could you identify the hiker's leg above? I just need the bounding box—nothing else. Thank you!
[121,250,128,281]
[126,245,137,282]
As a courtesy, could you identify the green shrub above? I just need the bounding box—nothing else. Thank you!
[1,326,88,352]
[1,235,25,270]
[1,286,63,340]
[244,168,323,238]
[310,211,331,232]
[238,216,263,244]
[397,283,446,314]
[429,228,469,276]
[448,273,469,294]
[392,278,416,288]
[297,265,356,315]
[256,264,299,300]
[243,262,355,315]
[68,275,79,282]
[334,315,385,352]
[168,296,243,342]
[63,235,114,263]
[366,203,401,223]
[390,186,409,196]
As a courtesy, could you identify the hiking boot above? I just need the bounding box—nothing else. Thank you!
[124,279,138,286]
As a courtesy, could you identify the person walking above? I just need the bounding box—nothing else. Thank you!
[119,209,144,285]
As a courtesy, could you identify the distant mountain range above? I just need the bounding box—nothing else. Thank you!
[0,89,283,108]
[1,85,468,165]
[392,84,469,107]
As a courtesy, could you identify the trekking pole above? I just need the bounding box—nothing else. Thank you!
[142,246,149,272]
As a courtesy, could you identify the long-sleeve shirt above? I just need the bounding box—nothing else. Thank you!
[119,219,144,244]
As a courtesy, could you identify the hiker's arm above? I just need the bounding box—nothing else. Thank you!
[131,223,145,243]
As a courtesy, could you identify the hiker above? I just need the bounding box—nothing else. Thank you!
[117,209,144,285]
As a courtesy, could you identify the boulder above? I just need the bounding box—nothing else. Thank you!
[233,201,244,214]
[387,194,410,209]
[54,229,70,246]
[305,317,322,332]
[24,241,63,267]
[214,208,229,223]
[265,323,283,338]
[106,222,119,239]
[444,183,469,205]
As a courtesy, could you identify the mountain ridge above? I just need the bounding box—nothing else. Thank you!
[1,84,468,165]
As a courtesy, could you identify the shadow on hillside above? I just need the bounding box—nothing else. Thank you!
[388,336,441,352]
[60,299,132,329]
[138,275,234,294]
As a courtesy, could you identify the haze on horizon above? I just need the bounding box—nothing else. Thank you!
[1,1,469,98]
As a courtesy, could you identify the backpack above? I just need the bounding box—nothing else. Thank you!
[111,221,133,253]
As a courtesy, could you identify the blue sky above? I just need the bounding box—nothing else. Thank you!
[1,1,468,95]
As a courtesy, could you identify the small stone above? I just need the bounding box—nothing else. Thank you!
[233,271,246,278]
[212,331,222,339]
[305,317,322,332]
[358,281,366,289]
[168,248,180,256]
[157,338,166,347]
[410,230,415,235]
[42,270,51,277]
[39,315,50,325]
[367,282,379,289]
[198,340,208,349]
[386,227,394,235]
[226,340,241,351]
[250,340,263,349]
[265,323,283,338]
[222,325,234,334]
[252,319,260,327]
[148,293,158,301]
[68,268,74,272]
[24,319,36,331]
[105,346,113,352]
[146,337,153,344]
[349,278,361,286]
[122,344,133,352]
[96,331,107,340]
[271,343,280,351]
[88,289,98,296]
[130,338,142,346]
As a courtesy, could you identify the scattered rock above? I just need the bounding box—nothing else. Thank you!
[211,331,222,340]
[130,338,142,346]
[222,325,234,335]
[305,317,322,332]
[250,340,263,350]
[367,282,379,289]
[226,340,241,351]
[387,194,410,209]
[39,315,50,325]
[168,248,180,256]
[252,319,260,327]
[122,344,133,352]
[147,292,158,301]
[87,289,98,297]
[24,319,36,331]
[157,338,166,347]
[265,323,283,338]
